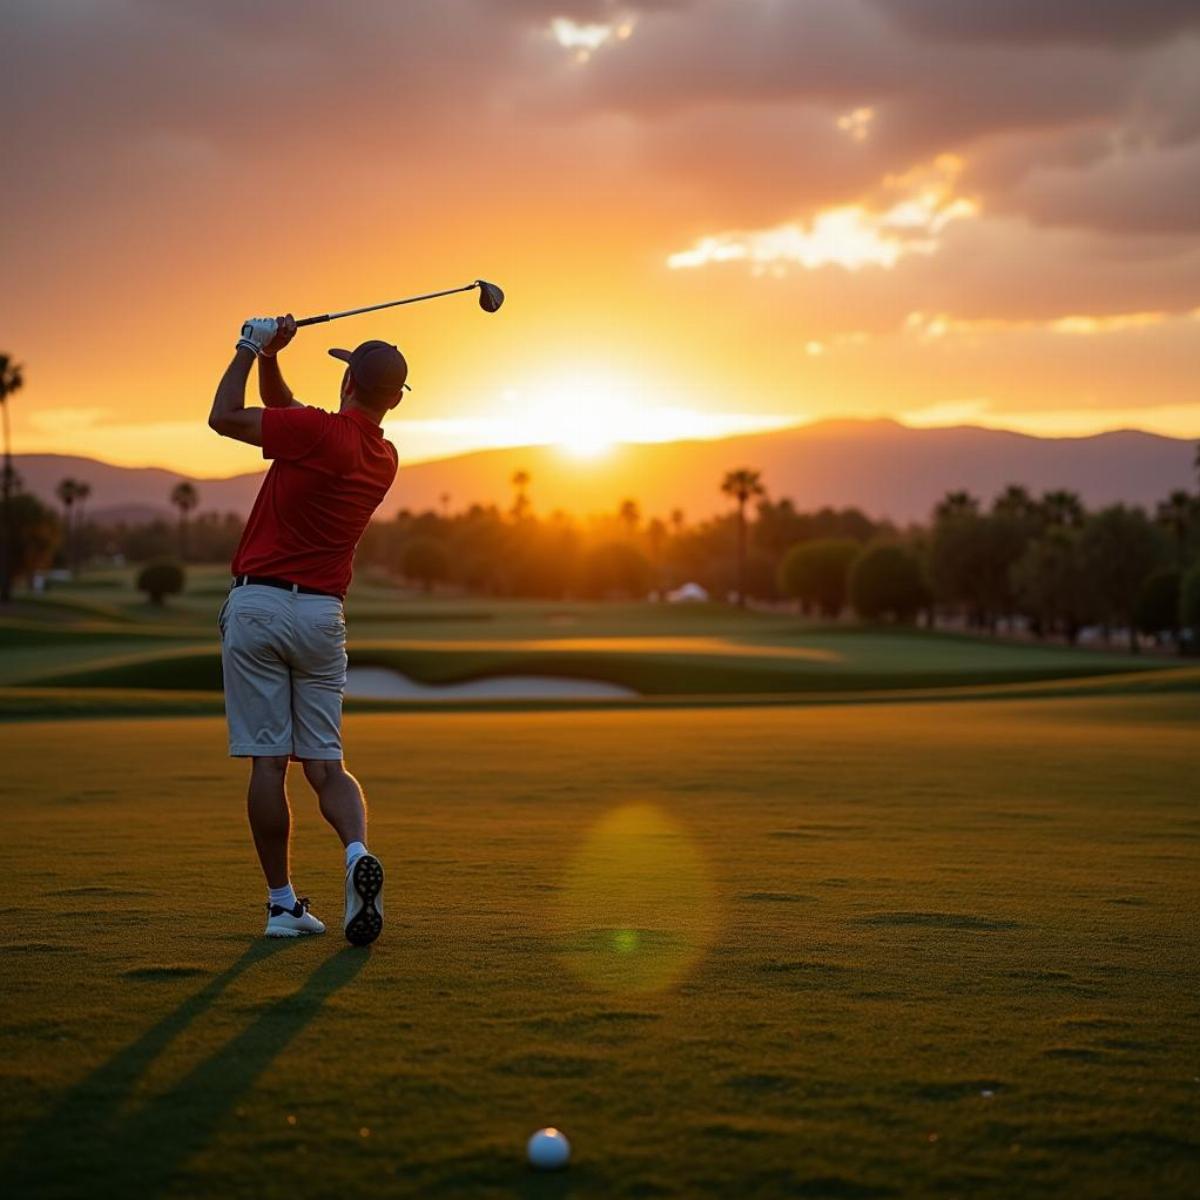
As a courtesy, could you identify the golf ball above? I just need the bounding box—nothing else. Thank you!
[527,1127,570,1170]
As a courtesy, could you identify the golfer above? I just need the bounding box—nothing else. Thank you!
[208,314,405,943]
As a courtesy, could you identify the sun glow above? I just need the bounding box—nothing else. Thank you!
[560,428,615,459]
[388,369,798,463]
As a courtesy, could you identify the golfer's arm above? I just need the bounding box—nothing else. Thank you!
[208,348,264,446]
[258,356,303,409]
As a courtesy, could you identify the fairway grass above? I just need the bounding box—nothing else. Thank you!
[1,699,1198,1197]
[1,582,1174,710]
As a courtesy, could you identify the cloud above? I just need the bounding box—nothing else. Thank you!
[26,407,110,434]
[870,0,1200,46]
[2,0,1200,456]
[7,0,1199,250]
[554,0,1200,243]
[668,155,977,272]
[1015,139,1200,234]
[837,106,875,143]
[901,308,1193,342]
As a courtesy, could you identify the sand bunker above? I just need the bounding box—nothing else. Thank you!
[345,667,637,701]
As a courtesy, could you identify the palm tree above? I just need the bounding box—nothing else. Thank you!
[1040,489,1085,530]
[992,484,1038,521]
[511,470,530,520]
[56,478,81,572]
[439,491,451,517]
[618,498,640,538]
[934,490,979,521]
[0,354,25,603]
[1156,490,1196,569]
[73,482,91,572]
[720,468,765,608]
[670,508,685,536]
[646,517,667,587]
[170,481,199,561]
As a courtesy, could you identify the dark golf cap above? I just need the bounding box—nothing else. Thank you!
[328,340,410,394]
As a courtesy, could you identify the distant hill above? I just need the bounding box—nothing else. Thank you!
[11,455,264,525]
[13,419,1197,525]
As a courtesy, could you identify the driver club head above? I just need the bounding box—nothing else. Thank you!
[475,280,504,313]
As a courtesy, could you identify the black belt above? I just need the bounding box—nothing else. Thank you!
[231,574,343,600]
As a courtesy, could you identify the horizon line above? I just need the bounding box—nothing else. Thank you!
[12,414,1199,482]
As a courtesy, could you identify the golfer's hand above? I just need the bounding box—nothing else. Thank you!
[260,314,297,358]
[236,317,278,357]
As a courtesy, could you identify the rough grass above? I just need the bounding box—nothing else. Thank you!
[1,700,1198,1198]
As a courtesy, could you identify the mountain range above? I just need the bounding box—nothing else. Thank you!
[13,419,1197,526]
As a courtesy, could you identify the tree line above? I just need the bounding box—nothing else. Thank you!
[360,469,1200,651]
[5,456,1200,650]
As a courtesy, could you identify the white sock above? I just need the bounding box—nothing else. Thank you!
[268,883,298,912]
[345,841,368,868]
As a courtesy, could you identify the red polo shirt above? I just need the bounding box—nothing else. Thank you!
[231,405,398,596]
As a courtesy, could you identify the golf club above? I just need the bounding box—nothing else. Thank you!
[295,279,504,327]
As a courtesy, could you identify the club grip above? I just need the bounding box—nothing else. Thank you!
[294,314,330,327]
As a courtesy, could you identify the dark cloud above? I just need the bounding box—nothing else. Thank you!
[1,0,1198,336]
[552,0,1200,243]
[1015,141,1200,235]
[870,0,1200,46]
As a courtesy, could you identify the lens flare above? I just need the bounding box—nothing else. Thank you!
[553,803,717,994]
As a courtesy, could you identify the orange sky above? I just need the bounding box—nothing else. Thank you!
[3,1,1199,477]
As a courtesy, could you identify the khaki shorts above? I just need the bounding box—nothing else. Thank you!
[217,583,347,760]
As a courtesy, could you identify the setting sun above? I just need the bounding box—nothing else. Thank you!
[527,370,629,459]
[558,429,614,459]
[381,367,797,467]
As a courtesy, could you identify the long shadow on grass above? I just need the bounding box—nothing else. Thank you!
[4,942,366,1199]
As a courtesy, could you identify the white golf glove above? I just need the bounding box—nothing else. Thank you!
[237,317,278,357]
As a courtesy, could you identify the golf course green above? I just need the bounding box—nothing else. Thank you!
[0,567,1192,715]
[1,573,1198,1196]
[2,697,1198,1197]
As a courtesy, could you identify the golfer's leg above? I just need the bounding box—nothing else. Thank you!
[304,757,383,946]
[222,611,294,892]
[219,587,328,935]
[302,759,367,847]
[293,597,383,944]
[248,756,291,887]
[221,590,295,762]
[291,597,350,821]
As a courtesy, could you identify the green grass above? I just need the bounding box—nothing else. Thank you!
[9,648,1190,700]
[0,576,1177,704]
[1,699,1198,1198]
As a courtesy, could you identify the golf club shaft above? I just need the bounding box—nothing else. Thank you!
[295,283,478,327]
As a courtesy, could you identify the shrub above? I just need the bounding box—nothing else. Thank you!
[137,560,185,605]
[401,538,449,592]
[581,542,652,600]
[778,538,859,617]
[1181,565,1200,653]
[848,544,926,623]
[1134,569,1181,638]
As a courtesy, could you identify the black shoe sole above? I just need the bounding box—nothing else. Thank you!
[346,854,384,946]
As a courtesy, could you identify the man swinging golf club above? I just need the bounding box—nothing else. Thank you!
[208,314,404,943]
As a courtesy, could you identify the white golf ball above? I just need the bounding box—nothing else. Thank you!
[527,1127,570,1170]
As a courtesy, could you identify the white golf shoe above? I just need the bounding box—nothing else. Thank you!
[264,896,326,938]
[344,854,384,946]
